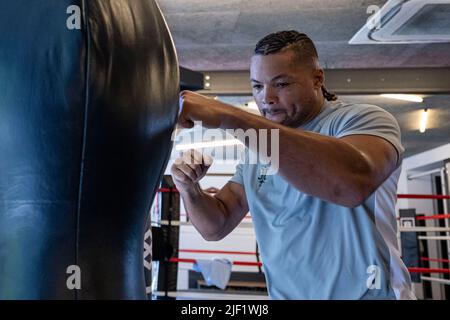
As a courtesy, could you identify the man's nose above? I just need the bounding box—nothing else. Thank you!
[262,86,277,105]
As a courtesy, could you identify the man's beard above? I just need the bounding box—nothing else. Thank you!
[269,109,305,128]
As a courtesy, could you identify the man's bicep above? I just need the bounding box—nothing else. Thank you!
[340,134,398,181]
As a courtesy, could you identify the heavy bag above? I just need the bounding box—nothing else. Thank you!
[0,0,179,299]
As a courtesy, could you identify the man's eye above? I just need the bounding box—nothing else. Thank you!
[276,82,290,88]
[252,84,263,90]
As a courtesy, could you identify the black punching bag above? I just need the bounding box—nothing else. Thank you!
[0,0,179,299]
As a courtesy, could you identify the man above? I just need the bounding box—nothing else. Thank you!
[171,30,415,299]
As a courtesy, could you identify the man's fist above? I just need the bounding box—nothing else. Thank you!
[178,91,231,129]
[171,149,213,191]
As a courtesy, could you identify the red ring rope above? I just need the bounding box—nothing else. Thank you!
[174,249,450,274]
[421,257,450,264]
[397,194,450,200]
[408,267,450,274]
[171,258,450,273]
[416,214,450,221]
[179,249,257,255]
[170,257,262,267]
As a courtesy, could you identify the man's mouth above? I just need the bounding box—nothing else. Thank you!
[264,109,284,115]
[264,109,286,121]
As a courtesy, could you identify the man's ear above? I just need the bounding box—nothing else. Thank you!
[313,68,325,89]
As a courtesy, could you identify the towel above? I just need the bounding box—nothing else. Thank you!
[193,258,232,290]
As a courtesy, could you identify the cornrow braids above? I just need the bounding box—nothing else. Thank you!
[322,87,338,101]
[254,30,316,56]
[254,30,338,101]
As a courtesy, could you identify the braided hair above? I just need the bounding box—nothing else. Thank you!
[254,30,337,101]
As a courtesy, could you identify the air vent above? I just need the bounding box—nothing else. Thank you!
[349,0,450,44]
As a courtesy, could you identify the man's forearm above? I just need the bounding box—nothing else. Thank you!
[179,183,228,240]
[220,109,374,207]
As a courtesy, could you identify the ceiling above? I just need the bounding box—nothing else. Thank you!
[158,0,450,71]
[158,0,450,158]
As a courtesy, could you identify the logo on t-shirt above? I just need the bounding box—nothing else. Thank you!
[257,165,270,188]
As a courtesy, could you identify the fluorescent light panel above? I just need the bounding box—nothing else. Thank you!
[380,94,423,103]
[419,109,428,133]
[175,139,243,151]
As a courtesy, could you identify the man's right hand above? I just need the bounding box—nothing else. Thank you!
[171,149,213,192]
[170,149,248,241]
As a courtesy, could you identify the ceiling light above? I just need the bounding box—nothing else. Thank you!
[175,139,243,151]
[419,108,428,133]
[380,94,423,103]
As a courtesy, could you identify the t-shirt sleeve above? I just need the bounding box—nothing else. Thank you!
[229,162,244,186]
[333,104,405,167]
[229,147,248,186]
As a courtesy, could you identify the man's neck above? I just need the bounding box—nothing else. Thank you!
[300,96,326,126]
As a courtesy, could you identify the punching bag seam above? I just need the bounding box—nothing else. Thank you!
[74,0,91,301]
